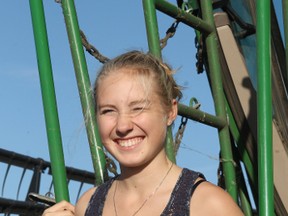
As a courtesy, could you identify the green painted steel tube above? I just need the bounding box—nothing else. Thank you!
[231,134,253,215]
[256,0,274,215]
[178,103,226,129]
[142,0,162,58]
[165,128,176,163]
[200,0,238,201]
[226,100,258,205]
[237,163,253,216]
[155,0,213,34]
[60,0,107,185]
[142,0,176,163]
[239,189,253,216]
[29,0,69,202]
[227,102,255,214]
[282,0,288,88]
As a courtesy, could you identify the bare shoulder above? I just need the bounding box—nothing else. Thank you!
[190,180,244,216]
[75,187,96,216]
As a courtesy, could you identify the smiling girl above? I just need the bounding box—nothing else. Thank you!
[42,50,243,216]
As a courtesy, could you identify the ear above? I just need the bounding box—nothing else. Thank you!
[167,99,178,126]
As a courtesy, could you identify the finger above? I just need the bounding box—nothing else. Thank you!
[43,209,75,216]
[43,210,74,216]
[42,201,75,215]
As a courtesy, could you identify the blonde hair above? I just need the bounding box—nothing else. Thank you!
[93,50,182,112]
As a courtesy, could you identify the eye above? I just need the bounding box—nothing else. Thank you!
[130,106,146,116]
[133,107,144,111]
[100,108,115,115]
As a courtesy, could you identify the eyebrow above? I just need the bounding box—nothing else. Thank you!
[97,99,151,109]
[129,99,151,107]
[97,104,116,110]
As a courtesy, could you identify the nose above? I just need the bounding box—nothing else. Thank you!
[115,113,133,136]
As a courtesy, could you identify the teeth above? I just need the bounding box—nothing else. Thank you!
[117,137,142,147]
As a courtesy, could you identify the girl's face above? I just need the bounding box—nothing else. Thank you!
[96,69,177,167]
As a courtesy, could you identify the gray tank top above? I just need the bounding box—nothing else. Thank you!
[85,168,205,216]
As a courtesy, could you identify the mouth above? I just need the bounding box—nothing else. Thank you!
[115,137,144,148]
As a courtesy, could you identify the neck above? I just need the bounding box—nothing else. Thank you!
[113,157,174,216]
[118,156,172,191]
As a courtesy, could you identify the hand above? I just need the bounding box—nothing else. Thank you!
[42,200,75,216]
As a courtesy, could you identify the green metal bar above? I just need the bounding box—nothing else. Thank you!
[282,0,288,88]
[155,0,214,34]
[142,0,176,163]
[256,0,274,215]
[29,0,69,202]
[60,0,107,185]
[178,103,226,129]
[165,129,176,163]
[200,0,238,201]
[230,133,253,215]
[226,100,258,206]
[239,190,253,215]
[237,165,253,216]
[142,0,162,58]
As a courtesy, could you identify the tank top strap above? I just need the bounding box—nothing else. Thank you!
[85,176,117,216]
[161,168,205,216]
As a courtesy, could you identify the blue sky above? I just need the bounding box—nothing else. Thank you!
[0,1,231,204]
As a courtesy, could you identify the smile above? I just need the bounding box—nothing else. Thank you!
[116,137,143,148]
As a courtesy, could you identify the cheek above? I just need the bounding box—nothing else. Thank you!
[97,125,112,150]
[96,116,110,139]
[136,113,168,133]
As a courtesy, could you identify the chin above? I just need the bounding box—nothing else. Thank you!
[117,157,148,168]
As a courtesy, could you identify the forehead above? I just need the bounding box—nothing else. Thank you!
[96,69,155,103]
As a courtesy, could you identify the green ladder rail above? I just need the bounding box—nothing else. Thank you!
[227,99,256,216]
[142,0,178,163]
[200,0,237,200]
[29,0,70,202]
[257,0,274,215]
[60,0,108,186]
